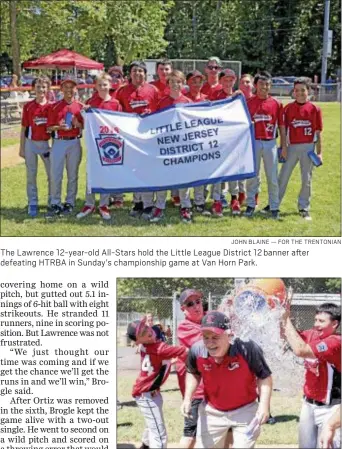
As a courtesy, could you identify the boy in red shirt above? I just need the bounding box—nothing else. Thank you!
[116,61,159,220]
[244,71,286,220]
[46,77,84,218]
[19,76,53,217]
[127,318,187,449]
[76,73,122,221]
[150,70,194,224]
[278,77,323,221]
[201,56,223,100]
[282,302,341,448]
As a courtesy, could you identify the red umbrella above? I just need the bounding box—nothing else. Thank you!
[23,48,104,70]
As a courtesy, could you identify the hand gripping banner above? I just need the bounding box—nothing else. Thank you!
[84,95,256,194]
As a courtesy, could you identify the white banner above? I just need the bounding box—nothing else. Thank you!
[84,96,256,194]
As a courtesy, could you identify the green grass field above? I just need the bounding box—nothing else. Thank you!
[1,103,340,236]
[117,370,301,445]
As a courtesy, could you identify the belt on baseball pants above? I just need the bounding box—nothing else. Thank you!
[304,396,341,407]
[257,138,274,141]
[54,136,81,141]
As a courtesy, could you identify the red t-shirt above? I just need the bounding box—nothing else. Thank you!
[116,82,159,114]
[86,95,122,111]
[210,89,234,101]
[284,101,323,144]
[22,100,52,141]
[157,94,192,110]
[300,329,341,404]
[176,317,205,399]
[185,92,208,103]
[132,342,187,397]
[47,99,84,138]
[248,95,285,140]
[201,82,222,100]
[187,338,271,411]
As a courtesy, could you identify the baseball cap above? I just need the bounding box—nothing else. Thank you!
[207,56,222,66]
[219,69,236,79]
[108,66,123,76]
[60,76,78,86]
[201,311,230,335]
[179,288,203,306]
[129,60,147,74]
[126,318,146,341]
[186,70,204,82]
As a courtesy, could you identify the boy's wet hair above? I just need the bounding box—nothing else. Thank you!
[315,303,341,325]
[32,75,51,88]
[254,71,272,85]
[294,77,311,90]
[156,58,173,70]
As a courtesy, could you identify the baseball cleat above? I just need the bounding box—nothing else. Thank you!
[211,200,223,217]
[76,205,96,219]
[99,205,111,220]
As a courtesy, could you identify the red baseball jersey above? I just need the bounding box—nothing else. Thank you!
[132,342,187,397]
[300,329,341,404]
[86,95,122,111]
[22,100,52,141]
[157,94,192,110]
[284,101,323,144]
[210,89,233,101]
[116,82,159,114]
[187,338,271,411]
[201,82,222,100]
[248,96,285,140]
[176,317,205,399]
[185,92,208,103]
[151,80,188,99]
[47,99,84,138]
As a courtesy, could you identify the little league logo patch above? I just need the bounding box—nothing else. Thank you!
[96,133,124,166]
[316,342,328,353]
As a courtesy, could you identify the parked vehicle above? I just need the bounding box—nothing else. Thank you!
[0,79,10,99]
[270,77,294,97]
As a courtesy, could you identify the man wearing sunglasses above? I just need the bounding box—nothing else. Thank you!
[201,57,223,100]
[176,289,206,448]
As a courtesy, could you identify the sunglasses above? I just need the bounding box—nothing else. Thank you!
[111,74,123,79]
[207,66,221,70]
[185,299,202,308]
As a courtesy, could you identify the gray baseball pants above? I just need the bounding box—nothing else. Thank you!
[135,391,167,448]
[246,139,279,210]
[194,186,206,205]
[299,400,341,449]
[50,138,82,207]
[228,180,246,196]
[24,139,51,206]
[278,143,314,211]
[85,185,109,208]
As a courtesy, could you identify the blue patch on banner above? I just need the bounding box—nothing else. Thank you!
[95,133,124,166]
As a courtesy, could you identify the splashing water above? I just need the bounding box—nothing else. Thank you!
[220,283,304,396]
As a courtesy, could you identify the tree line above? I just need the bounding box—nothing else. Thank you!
[1,0,340,78]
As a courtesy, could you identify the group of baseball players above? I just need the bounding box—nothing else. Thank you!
[20,56,323,223]
[125,287,341,449]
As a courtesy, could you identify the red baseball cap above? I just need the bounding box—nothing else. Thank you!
[108,66,123,76]
[60,76,78,86]
[179,288,203,306]
[186,70,204,82]
[201,311,230,335]
[127,317,147,341]
[219,69,236,79]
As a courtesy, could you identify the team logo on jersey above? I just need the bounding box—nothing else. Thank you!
[227,362,240,371]
[129,99,149,109]
[203,363,212,371]
[96,133,124,166]
[253,114,272,122]
[33,116,48,126]
[291,119,311,128]
[316,342,328,353]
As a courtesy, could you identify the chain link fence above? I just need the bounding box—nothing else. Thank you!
[117,293,341,346]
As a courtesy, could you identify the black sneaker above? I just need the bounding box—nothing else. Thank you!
[244,206,255,217]
[62,202,74,215]
[299,210,312,221]
[260,205,270,215]
[271,210,280,220]
[46,204,62,219]
[139,444,149,449]
[267,416,277,425]
[129,201,144,218]
[141,206,154,220]
[194,204,211,216]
